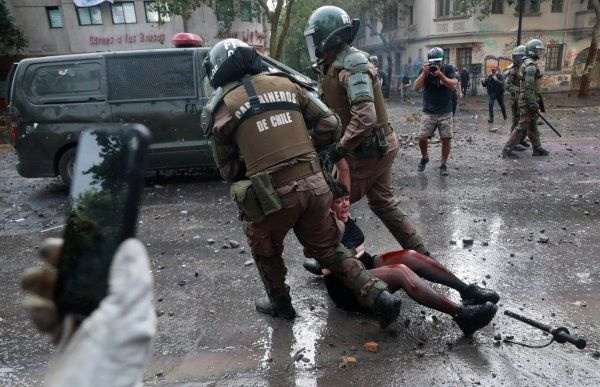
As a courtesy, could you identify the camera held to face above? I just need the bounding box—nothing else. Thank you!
[429,64,439,73]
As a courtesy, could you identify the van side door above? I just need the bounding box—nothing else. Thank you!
[106,50,210,170]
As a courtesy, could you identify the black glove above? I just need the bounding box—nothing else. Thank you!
[328,142,348,164]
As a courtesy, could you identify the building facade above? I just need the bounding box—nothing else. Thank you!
[355,0,598,94]
[3,0,268,56]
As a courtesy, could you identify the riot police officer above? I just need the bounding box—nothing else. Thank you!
[201,39,401,327]
[504,45,529,151]
[303,6,431,256]
[502,39,550,158]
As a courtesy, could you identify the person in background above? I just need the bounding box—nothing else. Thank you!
[413,47,458,176]
[370,55,388,90]
[401,73,412,102]
[460,68,470,96]
[482,66,507,123]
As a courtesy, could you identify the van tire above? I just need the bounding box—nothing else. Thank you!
[58,147,77,186]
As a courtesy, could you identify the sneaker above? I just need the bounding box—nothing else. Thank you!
[373,291,402,329]
[453,302,498,336]
[502,147,519,159]
[513,144,527,152]
[460,284,500,305]
[255,297,296,320]
[303,258,323,275]
[439,164,449,176]
[417,157,429,172]
[532,147,549,156]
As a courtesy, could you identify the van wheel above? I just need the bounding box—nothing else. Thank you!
[58,147,76,186]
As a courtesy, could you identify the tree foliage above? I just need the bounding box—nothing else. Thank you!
[0,0,28,52]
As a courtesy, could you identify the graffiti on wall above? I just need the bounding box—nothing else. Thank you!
[484,55,512,75]
[571,48,600,90]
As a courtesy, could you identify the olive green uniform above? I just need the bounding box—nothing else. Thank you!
[504,58,544,149]
[320,46,427,254]
[206,71,390,313]
[504,64,520,133]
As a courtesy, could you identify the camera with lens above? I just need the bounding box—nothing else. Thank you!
[429,64,439,73]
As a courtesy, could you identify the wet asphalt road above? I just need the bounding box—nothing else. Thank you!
[1,94,599,386]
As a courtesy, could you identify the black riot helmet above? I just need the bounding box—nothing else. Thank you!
[203,38,263,88]
[304,6,360,62]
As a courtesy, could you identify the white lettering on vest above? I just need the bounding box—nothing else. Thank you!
[269,112,293,128]
[256,119,270,132]
[233,90,300,118]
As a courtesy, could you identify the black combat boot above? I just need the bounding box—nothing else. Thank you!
[373,291,402,329]
[255,296,296,320]
[519,139,530,148]
[532,147,549,156]
[417,157,429,172]
[303,258,323,275]
[453,301,498,336]
[513,143,527,151]
[460,283,500,304]
[502,147,519,159]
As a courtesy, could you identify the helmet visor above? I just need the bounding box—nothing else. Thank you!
[304,26,319,62]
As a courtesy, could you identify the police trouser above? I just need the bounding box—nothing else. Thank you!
[506,101,542,149]
[244,174,388,309]
[349,134,426,254]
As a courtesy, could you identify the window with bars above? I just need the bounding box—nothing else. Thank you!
[545,44,564,71]
[240,1,252,22]
[46,7,63,28]
[551,0,563,12]
[517,0,541,14]
[457,47,472,71]
[144,2,170,23]
[492,0,503,14]
[112,2,136,24]
[77,6,103,25]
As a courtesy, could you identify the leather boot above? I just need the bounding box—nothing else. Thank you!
[453,301,498,336]
[255,296,296,320]
[302,258,323,275]
[460,284,500,304]
[532,147,549,156]
[373,291,402,329]
[502,146,519,159]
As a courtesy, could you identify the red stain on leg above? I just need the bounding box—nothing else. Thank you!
[380,250,412,262]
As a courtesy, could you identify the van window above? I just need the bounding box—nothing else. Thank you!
[106,51,196,101]
[23,61,105,104]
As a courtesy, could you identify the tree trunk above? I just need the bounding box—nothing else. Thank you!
[273,0,294,60]
[579,1,600,98]
[386,51,393,98]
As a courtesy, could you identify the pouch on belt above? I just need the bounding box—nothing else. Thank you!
[230,180,265,223]
[250,171,283,216]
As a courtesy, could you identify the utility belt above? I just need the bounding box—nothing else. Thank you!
[353,123,392,158]
[229,159,322,223]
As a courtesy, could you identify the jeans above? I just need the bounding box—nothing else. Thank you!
[488,93,507,121]
[461,83,469,96]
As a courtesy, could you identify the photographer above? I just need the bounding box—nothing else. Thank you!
[413,47,458,176]
[482,66,507,123]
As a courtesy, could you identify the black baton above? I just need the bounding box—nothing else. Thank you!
[537,113,562,137]
[504,310,586,349]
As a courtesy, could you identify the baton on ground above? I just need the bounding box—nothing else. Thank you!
[504,310,586,349]
[537,113,562,137]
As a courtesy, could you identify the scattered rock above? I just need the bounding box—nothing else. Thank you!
[510,253,515,257]
[178,280,187,286]
[229,240,240,248]
[449,240,457,245]
[494,333,502,341]
[584,211,590,216]
[244,260,254,266]
[340,355,357,365]
[168,311,174,317]
[364,341,379,353]
[194,271,199,277]
[415,350,425,357]
[481,241,489,246]
[156,310,164,317]
[489,127,498,132]
[505,335,514,340]
[207,238,215,245]
[485,274,491,279]
[462,238,474,246]
[155,371,164,378]
[592,351,600,359]
[573,300,588,307]
[157,297,163,302]
[538,237,549,243]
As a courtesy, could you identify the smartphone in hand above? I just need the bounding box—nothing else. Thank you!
[54,124,150,319]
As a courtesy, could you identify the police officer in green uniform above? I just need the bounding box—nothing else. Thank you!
[502,39,550,158]
[504,45,529,152]
[201,39,401,327]
[303,6,431,257]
